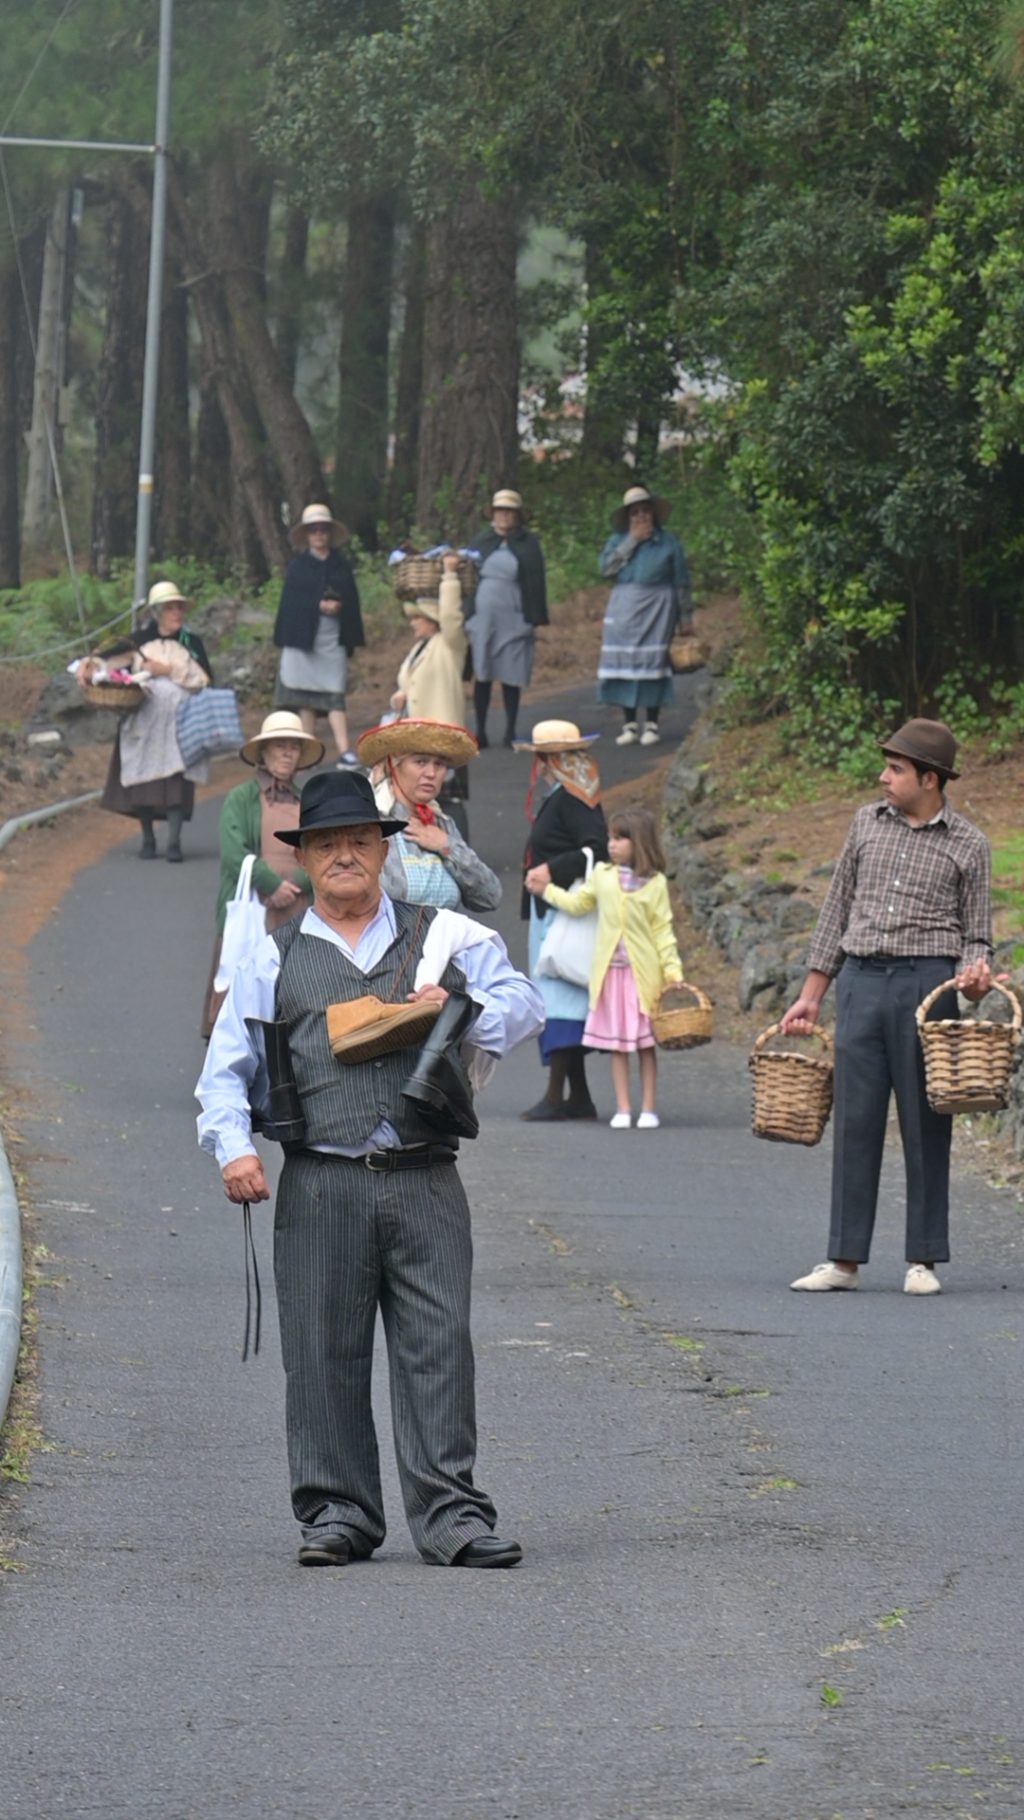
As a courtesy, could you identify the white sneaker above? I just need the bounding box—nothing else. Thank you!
[904,1264,941,1295]
[790,1261,859,1292]
[639,725,661,747]
[636,1111,660,1129]
[609,1111,633,1129]
[615,723,639,746]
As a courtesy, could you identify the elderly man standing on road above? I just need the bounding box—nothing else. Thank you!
[196,770,543,1568]
[781,719,993,1297]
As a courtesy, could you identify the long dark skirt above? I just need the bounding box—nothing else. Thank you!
[100,732,195,822]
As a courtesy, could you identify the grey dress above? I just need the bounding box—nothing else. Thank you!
[467,543,534,687]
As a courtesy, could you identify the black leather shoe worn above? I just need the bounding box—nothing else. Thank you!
[519,1098,567,1122]
[297,1533,352,1567]
[563,1098,598,1120]
[452,1536,523,1569]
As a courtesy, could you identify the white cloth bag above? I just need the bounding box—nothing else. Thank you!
[214,854,267,992]
[535,847,598,989]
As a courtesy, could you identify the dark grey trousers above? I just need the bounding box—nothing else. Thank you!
[274,1150,498,1563]
[829,956,958,1265]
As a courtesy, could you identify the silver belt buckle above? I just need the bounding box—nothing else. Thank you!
[364,1151,391,1172]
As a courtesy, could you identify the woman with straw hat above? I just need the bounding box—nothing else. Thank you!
[466,488,548,749]
[597,484,692,748]
[200,710,324,1037]
[517,719,608,1120]
[93,578,213,862]
[273,503,365,768]
[356,718,501,913]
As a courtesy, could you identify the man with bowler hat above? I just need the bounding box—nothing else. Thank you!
[196,770,543,1566]
[781,719,993,1295]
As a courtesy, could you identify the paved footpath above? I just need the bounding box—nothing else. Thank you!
[2,681,1023,1819]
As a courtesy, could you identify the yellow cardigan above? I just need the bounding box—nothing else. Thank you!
[543,864,684,1012]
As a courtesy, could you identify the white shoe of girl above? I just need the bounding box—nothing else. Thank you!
[636,1111,660,1129]
[609,1111,633,1129]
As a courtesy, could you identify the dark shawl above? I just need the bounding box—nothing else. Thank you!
[521,783,608,920]
[469,525,549,628]
[273,548,365,656]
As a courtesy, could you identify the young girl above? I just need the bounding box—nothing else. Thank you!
[530,805,684,1128]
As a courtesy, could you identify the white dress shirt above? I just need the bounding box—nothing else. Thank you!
[196,895,543,1169]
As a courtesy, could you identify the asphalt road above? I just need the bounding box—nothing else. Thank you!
[3,678,1023,1820]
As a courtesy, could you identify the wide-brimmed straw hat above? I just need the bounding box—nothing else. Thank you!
[289,502,347,547]
[276,771,405,847]
[513,718,600,754]
[879,717,960,781]
[240,710,324,770]
[147,578,193,612]
[357,718,479,770]
[611,485,670,532]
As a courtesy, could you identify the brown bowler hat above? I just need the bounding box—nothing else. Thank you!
[879,718,959,781]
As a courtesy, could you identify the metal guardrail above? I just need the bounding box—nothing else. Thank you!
[0,1130,22,1430]
[0,790,103,855]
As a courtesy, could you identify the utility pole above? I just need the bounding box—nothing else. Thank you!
[131,0,174,629]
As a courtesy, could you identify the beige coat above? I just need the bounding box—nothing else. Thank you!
[396,575,466,726]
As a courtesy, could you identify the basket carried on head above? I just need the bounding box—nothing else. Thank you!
[750,1022,833,1145]
[916,978,1022,1115]
[81,680,146,712]
[392,553,476,602]
[668,631,705,675]
[651,982,713,1050]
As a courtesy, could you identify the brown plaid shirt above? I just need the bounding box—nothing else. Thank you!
[806,800,992,978]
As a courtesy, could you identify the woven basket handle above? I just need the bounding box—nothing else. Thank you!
[753,1021,833,1056]
[658,982,711,1012]
[915,976,1023,1033]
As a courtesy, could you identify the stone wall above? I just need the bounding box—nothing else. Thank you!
[661,683,1024,1145]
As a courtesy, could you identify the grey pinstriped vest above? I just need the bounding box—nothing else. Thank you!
[273,901,466,1148]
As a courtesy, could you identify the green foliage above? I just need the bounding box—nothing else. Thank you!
[704,0,1024,751]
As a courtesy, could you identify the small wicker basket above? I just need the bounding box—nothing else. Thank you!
[81,680,146,711]
[651,982,713,1050]
[916,978,1022,1115]
[393,554,477,602]
[668,632,705,675]
[750,1022,834,1146]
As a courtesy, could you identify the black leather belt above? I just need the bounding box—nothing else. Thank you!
[363,1146,456,1172]
[297,1146,457,1171]
[851,954,954,972]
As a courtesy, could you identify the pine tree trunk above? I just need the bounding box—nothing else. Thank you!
[335,192,395,550]
[275,203,309,389]
[580,235,627,469]
[23,187,70,551]
[192,354,233,566]
[0,260,20,588]
[206,149,328,522]
[416,190,519,538]
[153,254,191,560]
[169,165,288,574]
[91,183,147,578]
[385,222,424,537]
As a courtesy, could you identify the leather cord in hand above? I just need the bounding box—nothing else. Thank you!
[241,1200,262,1362]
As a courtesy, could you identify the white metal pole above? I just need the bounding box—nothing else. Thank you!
[131,0,174,630]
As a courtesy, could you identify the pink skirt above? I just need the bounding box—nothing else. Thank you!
[584,961,655,1053]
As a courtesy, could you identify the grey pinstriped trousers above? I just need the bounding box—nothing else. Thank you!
[273,1150,498,1563]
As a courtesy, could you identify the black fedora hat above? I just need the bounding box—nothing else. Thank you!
[276,770,405,847]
